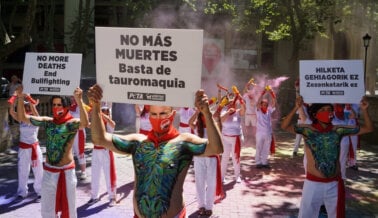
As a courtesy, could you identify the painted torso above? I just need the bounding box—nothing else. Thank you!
[31,118,80,165]
[294,125,359,177]
[112,136,206,218]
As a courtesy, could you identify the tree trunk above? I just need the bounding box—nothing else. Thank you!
[0,0,37,62]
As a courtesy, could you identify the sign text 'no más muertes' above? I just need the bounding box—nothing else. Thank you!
[95,27,203,107]
[22,52,82,96]
[299,60,364,104]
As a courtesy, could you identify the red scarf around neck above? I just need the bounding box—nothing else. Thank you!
[147,126,180,148]
[312,122,333,133]
[53,111,74,125]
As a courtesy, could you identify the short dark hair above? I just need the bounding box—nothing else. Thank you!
[50,95,71,108]
[308,103,334,121]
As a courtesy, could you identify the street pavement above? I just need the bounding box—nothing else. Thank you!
[0,126,377,218]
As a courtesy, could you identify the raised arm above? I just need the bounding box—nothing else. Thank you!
[87,84,116,148]
[16,86,48,124]
[195,89,223,155]
[356,97,374,135]
[87,84,141,154]
[188,109,200,130]
[102,112,116,129]
[73,87,89,129]
[281,96,303,134]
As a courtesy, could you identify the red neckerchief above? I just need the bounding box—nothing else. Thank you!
[312,122,333,133]
[147,126,180,148]
[53,111,74,125]
[260,107,267,114]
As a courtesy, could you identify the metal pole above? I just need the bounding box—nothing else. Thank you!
[364,45,367,91]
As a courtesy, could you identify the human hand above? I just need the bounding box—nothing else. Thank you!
[295,96,303,109]
[195,89,210,114]
[360,96,369,111]
[73,87,83,102]
[87,84,103,104]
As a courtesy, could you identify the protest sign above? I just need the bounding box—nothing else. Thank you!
[95,27,203,107]
[299,60,364,104]
[22,52,82,96]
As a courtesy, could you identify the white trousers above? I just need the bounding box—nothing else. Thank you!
[178,126,192,134]
[348,135,358,166]
[193,156,217,210]
[293,134,303,152]
[41,163,77,218]
[244,114,256,127]
[91,148,117,200]
[255,133,272,165]
[221,135,241,180]
[73,129,86,165]
[339,142,349,179]
[298,179,338,218]
[17,146,43,197]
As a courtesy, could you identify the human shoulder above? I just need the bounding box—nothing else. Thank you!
[177,132,206,144]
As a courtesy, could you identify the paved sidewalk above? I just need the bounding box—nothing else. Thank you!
[0,128,377,218]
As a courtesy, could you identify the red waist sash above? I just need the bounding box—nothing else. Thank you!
[43,162,75,218]
[306,173,344,218]
[19,141,39,162]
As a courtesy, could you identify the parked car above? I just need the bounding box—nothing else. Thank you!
[0,77,9,98]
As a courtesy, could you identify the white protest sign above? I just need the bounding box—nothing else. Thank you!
[23,52,82,96]
[299,60,364,104]
[95,27,203,107]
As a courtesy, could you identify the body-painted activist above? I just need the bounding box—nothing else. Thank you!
[281,96,373,218]
[87,84,223,218]
[16,85,89,218]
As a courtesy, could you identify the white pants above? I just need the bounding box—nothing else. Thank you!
[298,179,338,218]
[17,146,43,197]
[255,133,272,165]
[221,135,241,180]
[193,156,217,210]
[73,129,86,165]
[293,134,303,152]
[135,116,140,133]
[244,114,256,127]
[339,142,349,179]
[178,126,192,134]
[91,148,117,200]
[348,135,358,166]
[41,163,77,218]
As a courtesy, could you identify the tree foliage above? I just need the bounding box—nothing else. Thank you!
[186,0,339,62]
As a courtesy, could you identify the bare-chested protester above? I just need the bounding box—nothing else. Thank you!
[16,85,89,218]
[87,84,223,218]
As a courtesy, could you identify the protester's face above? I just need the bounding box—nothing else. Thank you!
[317,105,333,113]
[149,106,174,119]
[149,105,176,134]
[261,101,268,108]
[24,104,31,113]
[11,76,18,83]
[52,98,63,109]
[101,108,110,115]
[52,98,67,118]
[315,105,334,124]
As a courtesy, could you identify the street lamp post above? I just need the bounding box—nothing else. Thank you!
[363,33,371,91]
